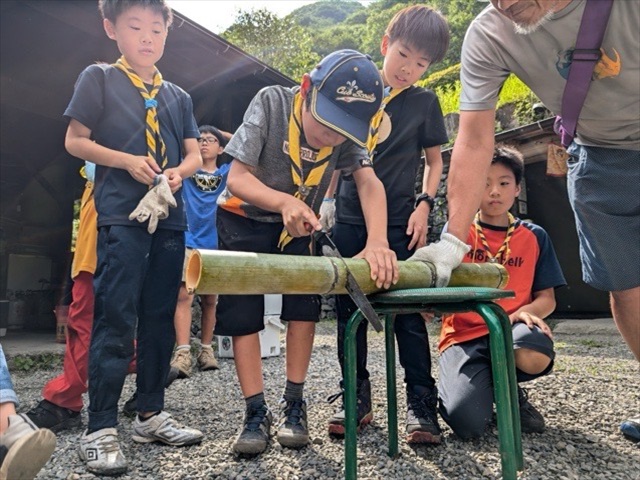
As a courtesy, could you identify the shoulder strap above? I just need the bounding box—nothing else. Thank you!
[556,0,613,147]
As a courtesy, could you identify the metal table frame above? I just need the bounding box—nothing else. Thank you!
[343,287,524,480]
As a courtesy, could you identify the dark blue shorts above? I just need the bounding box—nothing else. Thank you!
[214,209,320,337]
[567,143,640,291]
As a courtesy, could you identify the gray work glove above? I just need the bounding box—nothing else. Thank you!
[319,198,336,231]
[128,175,177,234]
[408,232,471,287]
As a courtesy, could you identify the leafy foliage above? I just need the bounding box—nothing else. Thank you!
[222,0,538,128]
[289,0,365,29]
[222,8,319,81]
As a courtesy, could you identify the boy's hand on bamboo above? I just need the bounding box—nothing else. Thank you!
[280,197,322,238]
[127,154,162,185]
[356,240,398,289]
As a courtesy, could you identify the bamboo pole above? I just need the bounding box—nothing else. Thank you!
[186,250,509,295]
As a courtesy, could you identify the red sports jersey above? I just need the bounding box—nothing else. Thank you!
[439,218,565,352]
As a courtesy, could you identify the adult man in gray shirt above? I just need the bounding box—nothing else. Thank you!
[410,0,639,440]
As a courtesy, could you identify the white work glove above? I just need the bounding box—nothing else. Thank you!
[408,232,471,287]
[128,175,177,234]
[319,198,336,231]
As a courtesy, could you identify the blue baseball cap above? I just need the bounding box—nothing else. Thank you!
[309,49,383,148]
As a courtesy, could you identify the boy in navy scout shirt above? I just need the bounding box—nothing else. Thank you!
[216,49,399,457]
[63,0,203,475]
[323,5,450,444]
[438,144,566,439]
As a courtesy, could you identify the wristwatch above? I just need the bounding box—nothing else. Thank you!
[414,193,435,210]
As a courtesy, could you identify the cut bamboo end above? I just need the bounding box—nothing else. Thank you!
[185,249,202,295]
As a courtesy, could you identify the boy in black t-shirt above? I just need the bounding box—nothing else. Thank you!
[63,0,203,475]
[323,5,450,444]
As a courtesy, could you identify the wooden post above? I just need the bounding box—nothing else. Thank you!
[186,250,508,295]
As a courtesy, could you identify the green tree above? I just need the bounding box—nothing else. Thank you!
[310,24,367,58]
[429,0,486,69]
[222,8,320,81]
[289,0,365,29]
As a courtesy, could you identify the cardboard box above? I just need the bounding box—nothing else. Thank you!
[217,295,285,359]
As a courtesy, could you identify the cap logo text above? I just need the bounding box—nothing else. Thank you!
[336,80,377,103]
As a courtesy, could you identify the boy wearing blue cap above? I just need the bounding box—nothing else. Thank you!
[216,49,399,457]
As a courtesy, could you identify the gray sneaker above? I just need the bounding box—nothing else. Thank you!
[78,428,127,476]
[0,414,56,480]
[233,402,273,456]
[132,412,203,446]
[276,398,309,448]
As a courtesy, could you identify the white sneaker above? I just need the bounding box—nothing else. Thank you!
[78,428,127,476]
[0,414,56,480]
[132,411,203,446]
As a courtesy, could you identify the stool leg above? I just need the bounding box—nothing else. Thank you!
[384,314,399,457]
[345,310,365,480]
[475,302,520,480]
[487,302,523,470]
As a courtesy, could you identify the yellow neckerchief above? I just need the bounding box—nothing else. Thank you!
[278,92,334,249]
[112,56,167,169]
[365,85,407,162]
[473,211,516,264]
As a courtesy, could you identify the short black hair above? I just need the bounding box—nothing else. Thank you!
[198,125,228,148]
[385,5,450,65]
[492,143,525,185]
[98,0,173,27]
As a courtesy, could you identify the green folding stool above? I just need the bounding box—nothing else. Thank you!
[343,287,524,480]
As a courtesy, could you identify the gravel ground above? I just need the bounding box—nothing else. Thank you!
[10,319,639,480]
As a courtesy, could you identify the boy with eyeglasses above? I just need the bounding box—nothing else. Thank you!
[169,125,232,378]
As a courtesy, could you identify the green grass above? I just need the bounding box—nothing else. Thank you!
[9,353,63,372]
[577,339,605,348]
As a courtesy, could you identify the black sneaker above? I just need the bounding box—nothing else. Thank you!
[327,378,373,438]
[406,385,441,444]
[233,402,273,456]
[25,399,82,433]
[122,392,137,418]
[276,398,309,448]
[518,387,545,433]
